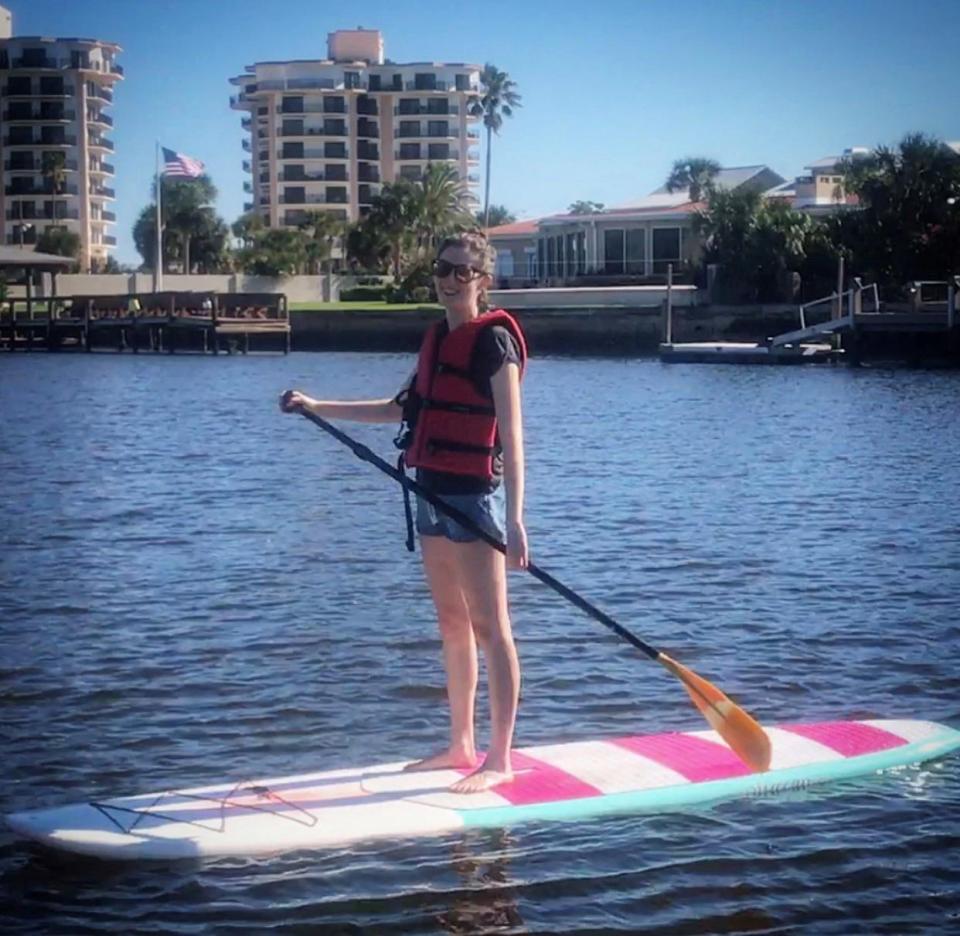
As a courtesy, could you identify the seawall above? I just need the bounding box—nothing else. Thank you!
[290,304,805,355]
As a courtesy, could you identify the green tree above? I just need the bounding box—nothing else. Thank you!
[362,178,422,278]
[41,151,68,221]
[835,133,960,284]
[567,200,605,215]
[235,227,307,276]
[666,157,722,203]
[133,175,227,273]
[476,204,516,227]
[298,210,346,274]
[416,162,474,251]
[469,64,522,229]
[36,226,81,260]
[695,188,826,301]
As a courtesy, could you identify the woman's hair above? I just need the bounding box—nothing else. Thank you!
[436,230,495,277]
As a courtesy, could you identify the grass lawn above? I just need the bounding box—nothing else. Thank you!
[290,301,442,312]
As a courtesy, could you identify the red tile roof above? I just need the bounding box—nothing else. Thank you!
[485,218,543,237]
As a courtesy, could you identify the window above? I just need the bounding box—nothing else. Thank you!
[495,249,514,278]
[651,228,681,274]
[283,187,305,204]
[281,119,304,136]
[414,73,437,91]
[326,186,348,204]
[9,76,32,95]
[626,229,645,274]
[427,121,449,137]
[565,233,578,276]
[455,74,469,91]
[392,74,403,91]
[603,230,625,274]
[399,120,420,138]
[344,72,360,90]
[281,96,304,114]
[427,144,450,160]
[368,74,381,91]
[325,142,347,158]
[282,142,304,158]
[324,96,346,114]
[399,143,421,160]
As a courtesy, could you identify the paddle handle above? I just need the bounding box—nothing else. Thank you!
[283,394,660,661]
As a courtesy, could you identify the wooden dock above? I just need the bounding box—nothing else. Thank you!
[0,291,291,354]
[661,277,960,366]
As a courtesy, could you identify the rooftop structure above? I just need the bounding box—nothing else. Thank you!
[229,29,481,229]
[0,6,122,270]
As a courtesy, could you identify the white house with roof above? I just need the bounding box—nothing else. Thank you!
[488,165,785,287]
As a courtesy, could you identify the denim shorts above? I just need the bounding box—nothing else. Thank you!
[416,485,507,545]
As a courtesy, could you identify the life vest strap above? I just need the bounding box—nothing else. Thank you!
[421,399,495,416]
[427,439,496,456]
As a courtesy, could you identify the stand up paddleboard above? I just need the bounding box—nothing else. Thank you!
[7,719,958,860]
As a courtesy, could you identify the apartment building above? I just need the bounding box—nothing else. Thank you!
[230,29,481,228]
[0,8,122,270]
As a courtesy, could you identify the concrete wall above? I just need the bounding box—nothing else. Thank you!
[490,284,699,309]
[38,273,341,303]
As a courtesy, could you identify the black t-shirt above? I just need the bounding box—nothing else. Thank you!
[409,322,521,494]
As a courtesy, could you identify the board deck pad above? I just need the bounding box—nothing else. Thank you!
[7,719,959,860]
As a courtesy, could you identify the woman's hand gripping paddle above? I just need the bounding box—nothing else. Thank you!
[281,391,772,773]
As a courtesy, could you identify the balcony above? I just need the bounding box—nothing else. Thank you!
[5,158,78,172]
[4,133,77,147]
[243,181,253,193]
[90,186,115,198]
[279,193,333,205]
[279,170,348,182]
[96,161,115,175]
[243,201,254,212]
[241,117,252,131]
[6,183,80,196]
[395,103,458,116]
[13,56,62,69]
[395,128,423,139]
[102,210,117,222]
[241,138,251,151]
[103,235,117,245]
[404,80,449,91]
[358,166,380,183]
[111,64,124,77]
[357,100,378,117]
[91,87,114,103]
[357,121,379,139]
[88,137,114,151]
[242,160,251,173]
[6,229,38,245]
[3,107,76,122]
[88,112,114,127]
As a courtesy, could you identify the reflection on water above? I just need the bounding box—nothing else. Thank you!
[1,353,959,934]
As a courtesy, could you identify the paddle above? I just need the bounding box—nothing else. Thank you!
[281,392,772,773]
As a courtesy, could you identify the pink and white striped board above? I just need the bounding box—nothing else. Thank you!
[7,719,959,860]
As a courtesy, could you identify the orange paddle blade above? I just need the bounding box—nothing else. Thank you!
[658,653,771,773]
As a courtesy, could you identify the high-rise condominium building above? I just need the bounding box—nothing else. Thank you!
[229,29,481,228]
[0,7,122,270]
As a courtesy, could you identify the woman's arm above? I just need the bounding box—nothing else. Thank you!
[281,370,414,425]
[490,361,529,568]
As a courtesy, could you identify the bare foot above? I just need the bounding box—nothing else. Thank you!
[404,749,478,772]
[449,767,514,794]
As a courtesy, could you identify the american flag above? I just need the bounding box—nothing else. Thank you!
[162,147,205,179]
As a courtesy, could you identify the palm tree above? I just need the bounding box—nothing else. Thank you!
[665,157,722,203]
[476,204,516,227]
[160,175,218,273]
[41,151,68,226]
[468,64,522,228]
[298,210,345,274]
[417,163,474,251]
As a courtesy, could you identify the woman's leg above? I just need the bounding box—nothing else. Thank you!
[448,538,521,793]
[405,533,480,771]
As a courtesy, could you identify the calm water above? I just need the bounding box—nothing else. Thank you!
[1,351,959,934]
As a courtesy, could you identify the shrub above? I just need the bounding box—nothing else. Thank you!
[340,284,387,302]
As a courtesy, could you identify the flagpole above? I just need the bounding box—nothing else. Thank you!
[154,141,163,293]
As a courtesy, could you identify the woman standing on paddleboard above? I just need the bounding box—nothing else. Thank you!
[281,230,527,794]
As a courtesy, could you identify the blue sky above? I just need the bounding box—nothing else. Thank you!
[12,0,960,266]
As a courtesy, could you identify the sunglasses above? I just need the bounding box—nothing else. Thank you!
[432,258,485,282]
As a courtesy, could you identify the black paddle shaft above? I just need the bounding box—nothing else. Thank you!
[284,397,659,661]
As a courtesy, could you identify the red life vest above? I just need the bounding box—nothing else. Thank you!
[403,309,527,479]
